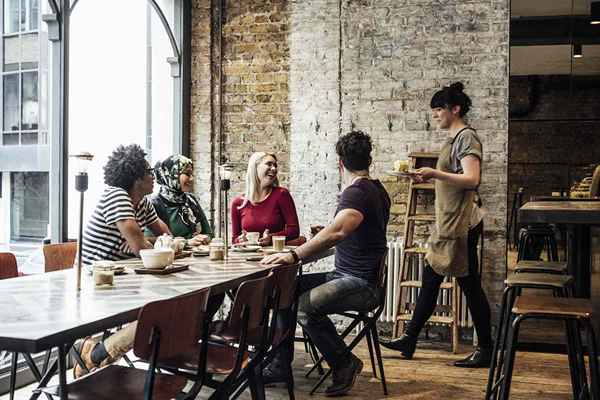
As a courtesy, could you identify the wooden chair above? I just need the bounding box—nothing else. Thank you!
[162,274,276,400]
[307,251,389,395]
[39,288,212,400]
[43,242,77,272]
[0,252,18,279]
[231,264,300,400]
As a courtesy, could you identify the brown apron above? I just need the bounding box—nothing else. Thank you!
[425,131,479,277]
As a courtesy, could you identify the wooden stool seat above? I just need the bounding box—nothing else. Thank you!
[512,295,592,319]
[514,260,568,274]
[505,272,572,288]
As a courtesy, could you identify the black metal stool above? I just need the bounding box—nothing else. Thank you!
[517,225,559,262]
[486,272,574,400]
[497,295,599,400]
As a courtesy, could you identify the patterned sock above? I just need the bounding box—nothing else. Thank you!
[90,342,109,364]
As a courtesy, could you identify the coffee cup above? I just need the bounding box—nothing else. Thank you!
[272,235,286,251]
[246,232,260,244]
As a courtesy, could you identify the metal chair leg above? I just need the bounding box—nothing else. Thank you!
[371,325,388,395]
[565,319,583,398]
[585,320,600,400]
[573,319,589,398]
[365,328,377,378]
[9,352,17,400]
[486,288,510,399]
[498,315,522,400]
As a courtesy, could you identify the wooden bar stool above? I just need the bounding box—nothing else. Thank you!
[514,260,568,275]
[497,295,599,400]
[486,273,574,400]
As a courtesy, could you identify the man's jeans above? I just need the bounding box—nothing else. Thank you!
[274,271,380,370]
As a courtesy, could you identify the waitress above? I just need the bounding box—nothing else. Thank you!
[381,82,492,368]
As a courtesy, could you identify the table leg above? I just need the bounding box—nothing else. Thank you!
[29,360,57,400]
[567,225,591,298]
[29,342,74,400]
[57,345,68,400]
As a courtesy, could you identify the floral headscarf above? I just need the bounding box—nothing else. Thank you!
[154,155,200,229]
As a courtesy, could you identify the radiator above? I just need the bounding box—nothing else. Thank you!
[382,239,473,328]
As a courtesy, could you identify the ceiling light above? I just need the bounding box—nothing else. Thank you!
[573,44,583,58]
[591,1,600,25]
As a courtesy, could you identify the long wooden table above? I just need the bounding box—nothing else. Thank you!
[519,201,600,297]
[0,254,272,399]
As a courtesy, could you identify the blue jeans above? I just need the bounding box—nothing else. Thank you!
[293,271,380,368]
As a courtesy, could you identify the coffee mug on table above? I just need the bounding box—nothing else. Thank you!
[272,235,286,251]
[246,231,260,244]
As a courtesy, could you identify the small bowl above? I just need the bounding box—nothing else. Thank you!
[139,248,174,269]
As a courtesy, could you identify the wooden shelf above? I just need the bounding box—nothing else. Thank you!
[404,247,428,254]
[407,214,435,222]
[408,152,440,159]
[396,314,453,325]
[400,280,453,289]
[413,183,435,190]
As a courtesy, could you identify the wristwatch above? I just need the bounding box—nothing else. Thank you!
[290,249,301,264]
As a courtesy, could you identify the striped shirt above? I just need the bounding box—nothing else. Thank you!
[82,187,158,265]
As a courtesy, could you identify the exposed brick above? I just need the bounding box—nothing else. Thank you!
[191,0,509,317]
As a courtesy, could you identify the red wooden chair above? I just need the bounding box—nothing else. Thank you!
[43,242,77,273]
[39,288,213,400]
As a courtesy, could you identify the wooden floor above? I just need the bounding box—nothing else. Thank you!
[1,341,575,400]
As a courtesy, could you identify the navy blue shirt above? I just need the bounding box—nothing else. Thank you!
[334,179,391,284]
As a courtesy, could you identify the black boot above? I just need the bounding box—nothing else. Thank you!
[379,333,418,359]
[325,354,363,397]
[453,346,492,368]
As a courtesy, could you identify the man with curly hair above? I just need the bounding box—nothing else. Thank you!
[75,144,170,378]
[262,130,391,396]
[82,144,170,266]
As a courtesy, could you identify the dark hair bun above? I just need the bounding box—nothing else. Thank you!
[449,82,464,92]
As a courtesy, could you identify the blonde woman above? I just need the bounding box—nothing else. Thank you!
[231,152,300,245]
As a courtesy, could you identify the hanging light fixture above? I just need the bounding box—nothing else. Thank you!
[591,1,600,25]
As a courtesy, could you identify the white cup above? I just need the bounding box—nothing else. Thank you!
[246,232,260,244]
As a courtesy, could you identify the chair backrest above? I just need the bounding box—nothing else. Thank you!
[0,252,18,280]
[271,264,299,310]
[227,273,275,345]
[43,242,77,273]
[133,288,211,362]
[376,248,389,291]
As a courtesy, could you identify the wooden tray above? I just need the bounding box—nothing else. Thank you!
[134,265,189,275]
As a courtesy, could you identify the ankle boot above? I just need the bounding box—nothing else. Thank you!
[379,332,418,359]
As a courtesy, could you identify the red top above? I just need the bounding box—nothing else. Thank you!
[231,187,300,243]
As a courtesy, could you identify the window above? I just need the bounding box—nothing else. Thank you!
[1,0,44,146]
[10,171,48,239]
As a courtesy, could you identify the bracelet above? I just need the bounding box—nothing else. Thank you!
[290,249,300,264]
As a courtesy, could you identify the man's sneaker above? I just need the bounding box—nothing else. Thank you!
[324,354,363,397]
[73,337,100,379]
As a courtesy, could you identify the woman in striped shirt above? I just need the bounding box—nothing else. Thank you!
[82,144,171,266]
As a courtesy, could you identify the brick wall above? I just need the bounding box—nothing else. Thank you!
[191,0,510,307]
[508,75,600,225]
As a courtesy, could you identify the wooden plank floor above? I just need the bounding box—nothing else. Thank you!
[2,342,574,399]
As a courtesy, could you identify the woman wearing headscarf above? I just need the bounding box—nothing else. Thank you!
[151,155,212,246]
